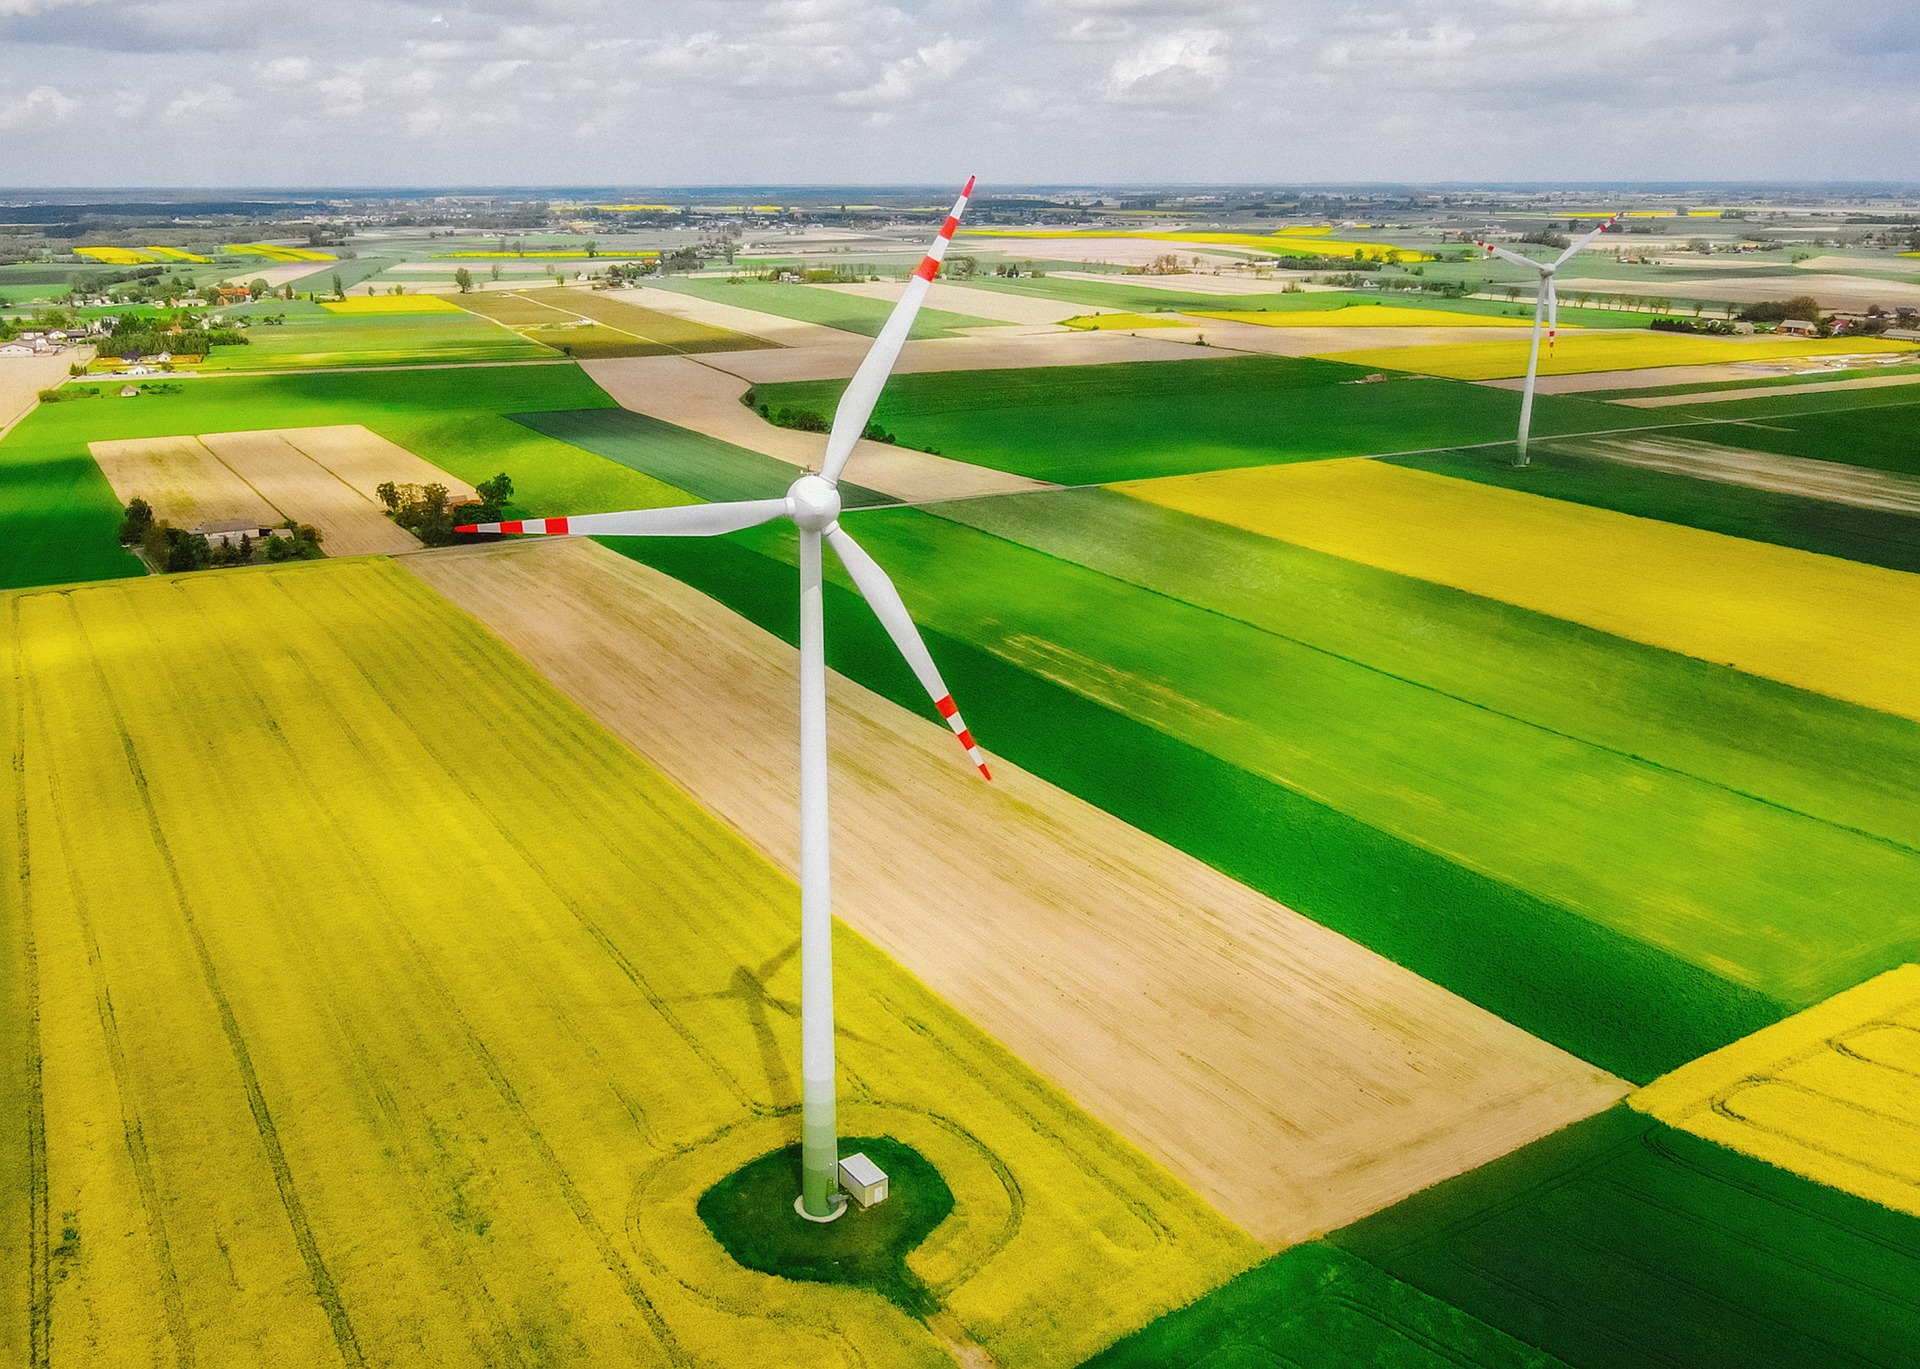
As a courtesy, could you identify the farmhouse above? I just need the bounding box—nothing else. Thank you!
[0,342,36,357]
[192,518,270,547]
[1776,319,1820,337]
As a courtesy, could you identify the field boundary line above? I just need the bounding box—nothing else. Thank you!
[67,598,365,1369]
[10,603,49,1369]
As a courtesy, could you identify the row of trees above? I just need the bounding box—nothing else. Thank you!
[118,499,323,572]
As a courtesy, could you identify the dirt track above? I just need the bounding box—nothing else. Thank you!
[408,537,1627,1248]
[579,356,1053,503]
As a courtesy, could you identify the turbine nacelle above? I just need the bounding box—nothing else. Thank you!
[788,474,842,533]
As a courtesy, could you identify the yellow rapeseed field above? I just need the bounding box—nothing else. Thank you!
[1633,964,1920,1218]
[141,247,213,263]
[74,247,154,265]
[225,244,337,263]
[962,229,1434,263]
[320,294,465,315]
[0,559,1256,1369]
[1193,305,1535,329]
[1320,330,1920,379]
[1117,458,1920,723]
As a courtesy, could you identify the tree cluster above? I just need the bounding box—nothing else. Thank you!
[744,393,895,444]
[120,499,322,571]
[1738,296,1825,324]
[377,472,514,546]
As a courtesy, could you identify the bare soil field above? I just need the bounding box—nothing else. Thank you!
[407,537,1628,1249]
[90,434,282,529]
[0,352,82,439]
[1557,273,1920,311]
[89,424,462,556]
[1560,434,1920,514]
[218,261,329,290]
[579,356,1053,503]
[1050,270,1328,296]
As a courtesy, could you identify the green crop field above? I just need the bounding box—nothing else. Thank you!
[1083,1243,1564,1368]
[0,558,1256,1368]
[1659,400,1920,478]
[0,365,676,588]
[642,278,1006,339]
[512,408,890,508]
[197,300,554,370]
[1387,440,1920,573]
[606,492,1920,1081]
[961,276,1654,329]
[1326,1106,1920,1368]
[749,357,1627,484]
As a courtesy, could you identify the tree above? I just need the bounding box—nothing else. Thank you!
[453,267,474,293]
[490,260,503,282]
[248,278,269,299]
[118,497,153,545]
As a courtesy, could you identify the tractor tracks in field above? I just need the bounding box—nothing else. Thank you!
[10,604,49,1369]
[64,598,366,1369]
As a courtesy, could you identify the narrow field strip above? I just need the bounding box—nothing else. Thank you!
[411,537,1626,1251]
[1,558,1256,1367]
[1322,332,1919,381]
[1633,963,1920,1219]
[1118,457,1920,723]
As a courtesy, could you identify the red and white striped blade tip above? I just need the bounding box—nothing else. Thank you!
[456,517,571,535]
[935,693,992,780]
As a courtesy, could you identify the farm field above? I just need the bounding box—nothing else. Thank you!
[1195,303,1536,328]
[1655,395,1920,479]
[196,301,553,371]
[0,365,678,582]
[0,557,1258,1368]
[1121,457,1920,722]
[1388,439,1920,574]
[456,288,777,359]
[410,537,1625,1250]
[606,507,1914,1084]
[962,228,1432,262]
[1326,1106,1920,1368]
[642,277,1009,340]
[91,424,476,556]
[1632,964,1920,1219]
[1083,1243,1562,1369]
[749,356,1626,485]
[0,356,72,440]
[577,355,1054,503]
[1327,330,1919,381]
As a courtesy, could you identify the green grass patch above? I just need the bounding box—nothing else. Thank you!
[0,364,682,587]
[606,526,1785,1082]
[510,408,888,508]
[1386,440,1920,574]
[751,357,1628,483]
[194,307,554,371]
[642,277,1004,339]
[698,1137,952,1317]
[1081,1243,1566,1368]
[1332,1106,1920,1368]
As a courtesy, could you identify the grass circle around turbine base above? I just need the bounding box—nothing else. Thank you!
[698,1135,954,1316]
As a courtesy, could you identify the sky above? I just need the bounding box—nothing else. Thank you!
[1,0,1916,188]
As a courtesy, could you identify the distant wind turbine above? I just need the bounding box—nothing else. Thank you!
[1477,215,1619,467]
[459,178,989,1222]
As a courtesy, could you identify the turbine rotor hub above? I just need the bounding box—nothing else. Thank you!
[788,474,842,532]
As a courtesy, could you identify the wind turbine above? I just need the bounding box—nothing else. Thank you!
[458,177,990,1222]
[1477,215,1618,467]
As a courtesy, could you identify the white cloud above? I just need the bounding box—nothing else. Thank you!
[1103,28,1225,100]
[0,82,78,127]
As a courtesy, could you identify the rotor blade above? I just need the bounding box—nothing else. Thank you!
[456,497,789,538]
[818,176,976,486]
[1553,217,1615,268]
[1546,277,1559,352]
[1477,240,1544,272]
[824,524,991,779]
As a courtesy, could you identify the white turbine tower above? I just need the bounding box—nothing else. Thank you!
[1477,214,1619,467]
[458,178,990,1222]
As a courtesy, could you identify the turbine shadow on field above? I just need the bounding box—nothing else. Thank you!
[669,942,802,1110]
